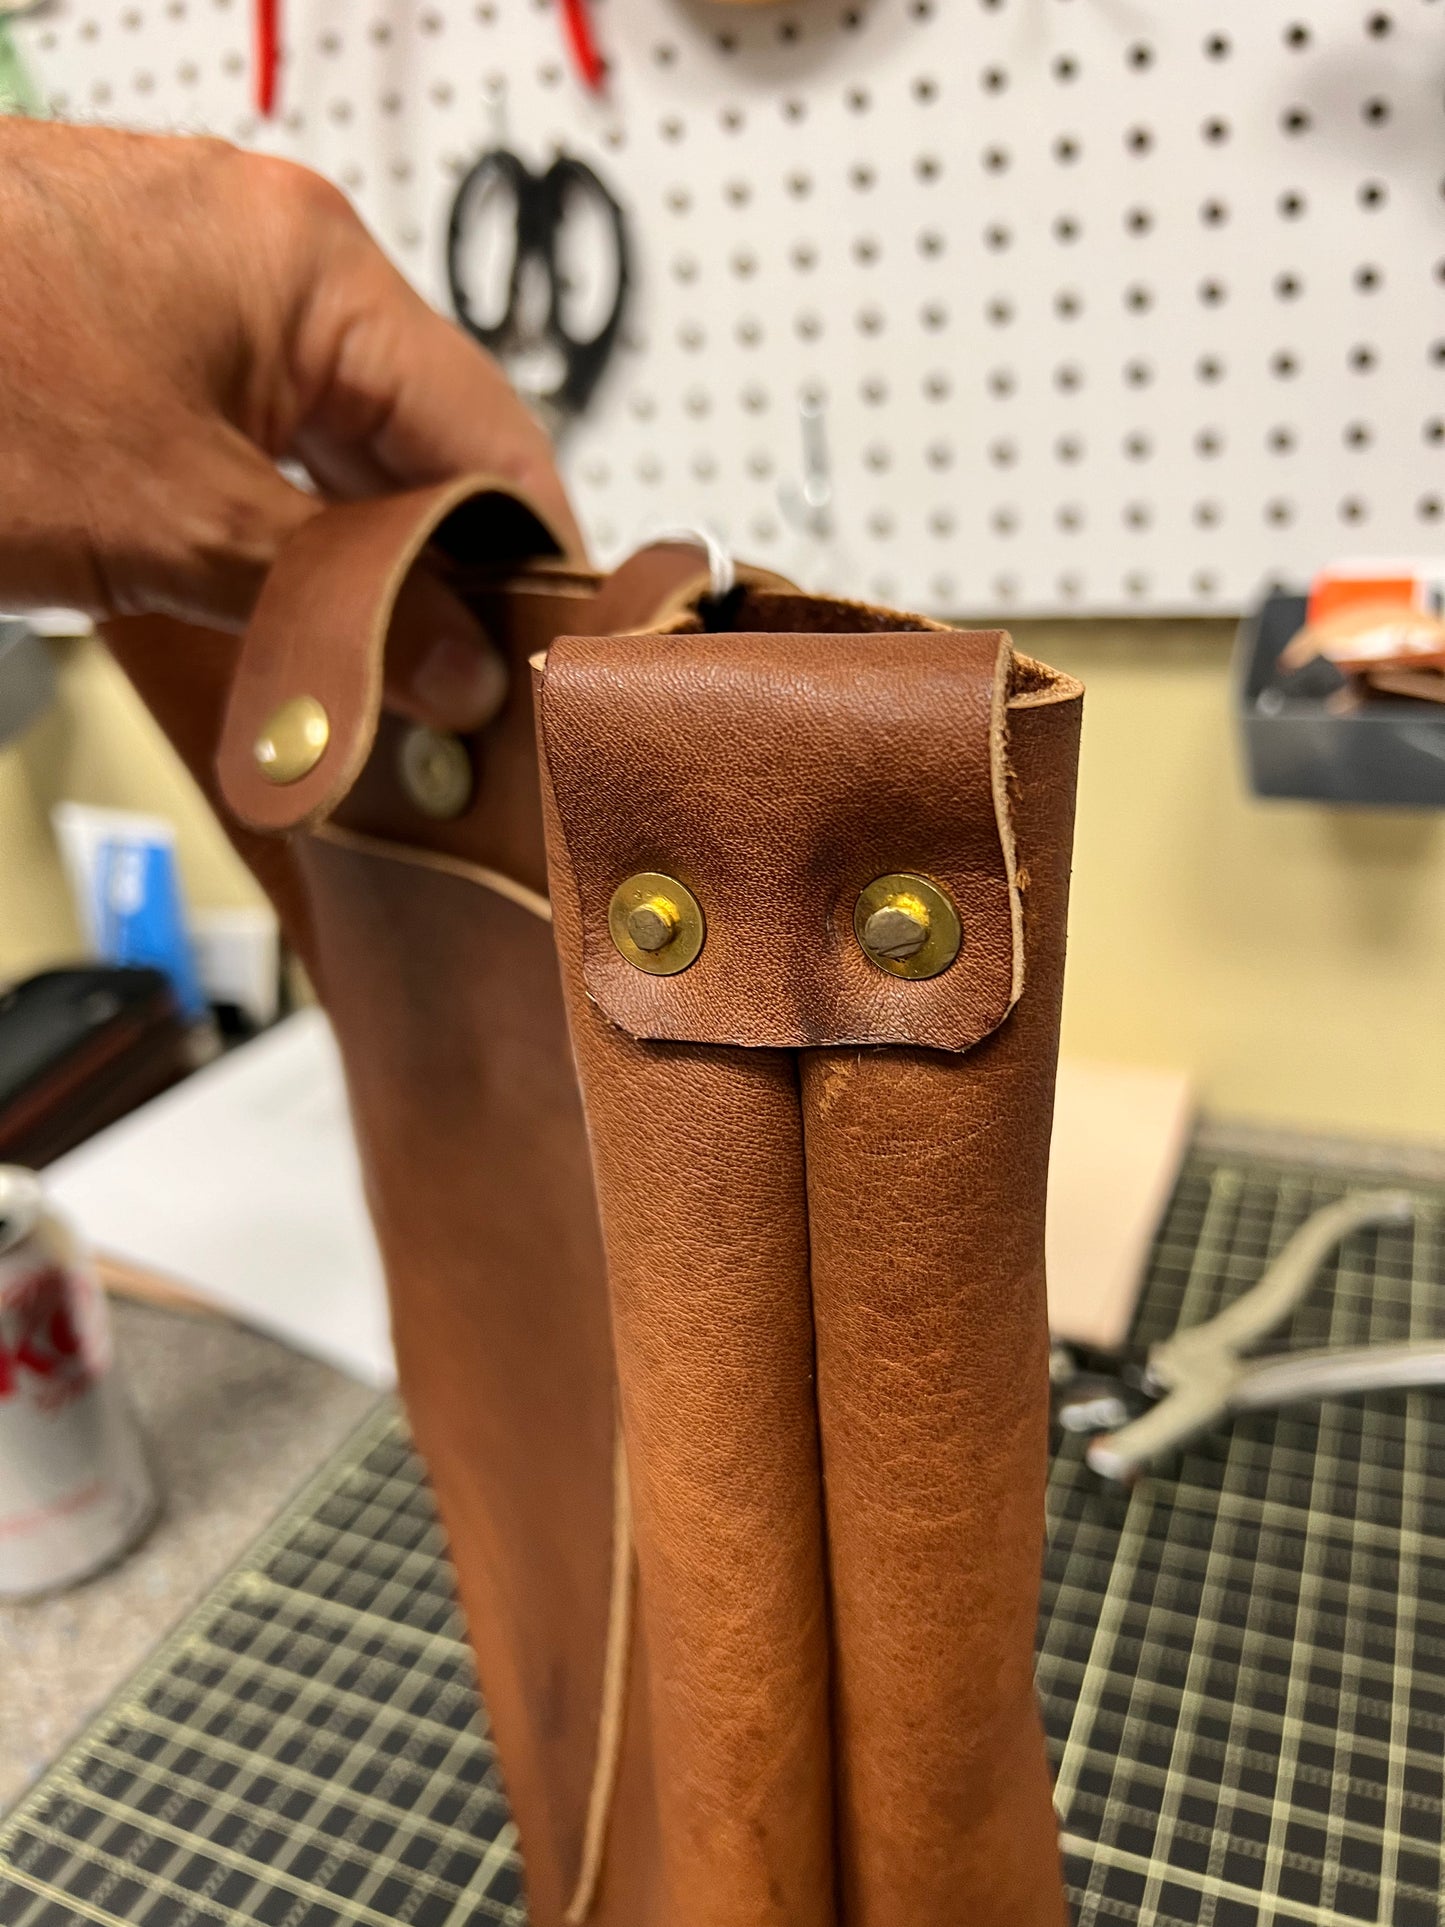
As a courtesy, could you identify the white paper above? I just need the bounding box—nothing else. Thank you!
[45,1011,394,1387]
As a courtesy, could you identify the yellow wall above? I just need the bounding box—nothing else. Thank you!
[1013,620,1445,1146]
[2,622,1442,1143]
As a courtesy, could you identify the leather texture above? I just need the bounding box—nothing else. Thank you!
[106,476,1082,1927]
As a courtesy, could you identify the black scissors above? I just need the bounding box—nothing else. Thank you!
[446,148,629,431]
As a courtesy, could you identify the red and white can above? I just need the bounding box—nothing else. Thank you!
[0,1166,158,1597]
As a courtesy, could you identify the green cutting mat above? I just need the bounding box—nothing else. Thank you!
[1,1148,1442,1927]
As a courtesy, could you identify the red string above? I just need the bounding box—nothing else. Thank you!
[255,0,280,116]
[559,0,606,94]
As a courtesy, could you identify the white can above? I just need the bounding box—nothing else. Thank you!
[0,1166,158,1598]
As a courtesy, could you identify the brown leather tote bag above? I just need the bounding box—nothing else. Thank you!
[106,477,1082,1927]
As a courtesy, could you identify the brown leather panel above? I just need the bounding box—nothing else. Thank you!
[800,681,1082,1927]
[299,837,639,1927]
[539,687,837,1927]
[539,627,1019,1052]
[217,479,563,835]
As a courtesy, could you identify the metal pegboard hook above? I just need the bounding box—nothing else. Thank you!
[779,389,833,539]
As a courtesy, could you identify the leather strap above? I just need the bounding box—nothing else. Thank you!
[217,477,565,835]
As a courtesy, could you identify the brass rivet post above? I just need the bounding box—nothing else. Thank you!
[253,695,330,785]
[608,872,705,976]
[854,873,962,979]
[399,725,474,820]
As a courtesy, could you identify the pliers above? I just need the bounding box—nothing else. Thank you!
[1084,1190,1443,1483]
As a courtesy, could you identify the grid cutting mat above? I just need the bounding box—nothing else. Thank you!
[2,1149,1443,1927]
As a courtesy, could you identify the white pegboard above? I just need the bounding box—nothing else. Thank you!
[12,0,1445,616]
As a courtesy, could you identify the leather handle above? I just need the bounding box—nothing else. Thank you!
[216,476,566,836]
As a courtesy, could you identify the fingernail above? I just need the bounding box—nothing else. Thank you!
[409,633,508,728]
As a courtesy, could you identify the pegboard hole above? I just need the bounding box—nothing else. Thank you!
[1419,496,1443,522]
[1423,418,1445,444]
[989,439,1018,467]
[1268,426,1296,454]
[923,372,951,401]
[1124,432,1151,460]
[988,298,1014,326]
[1275,272,1303,300]
[1362,98,1390,125]
[985,224,1012,251]
[1054,135,1082,165]
[1266,499,1294,525]
[1199,280,1228,306]
[1339,497,1368,524]
[1055,290,1083,319]
[1057,505,1084,532]
[1124,503,1152,530]
[1126,41,1153,70]
[1359,180,1388,210]
[791,243,817,271]
[981,66,1008,93]
[1355,265,1383,292]
[1200,200,1228,227]
[918,230,945,258]
[1283,21,1311,48]
[913,77,938,104]
[1344,422,1373,448]
[1350,344,1379,371]
[1056,436,1084,462]
[863,376,890,404]
[927,441,954,470]
[1195,429,1224,457]
[989,367,1017,397]
[1202,117,1230,143]
[1278,190,1308,219]
[1281,107,1312,135]
[1204,32,1231,57]
[1270,350,1299,379]
[1126,125,1154,154]
[1125,359,1154,387]
[1053,54,1079,82]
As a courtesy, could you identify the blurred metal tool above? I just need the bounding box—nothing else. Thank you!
[779,392,834,539]
[1086,1190,1442,1482]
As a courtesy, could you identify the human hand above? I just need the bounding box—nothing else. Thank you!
[0,121,583,728]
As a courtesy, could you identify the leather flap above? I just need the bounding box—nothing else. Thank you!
[538,626,1024,1053]
[217,476,565,834]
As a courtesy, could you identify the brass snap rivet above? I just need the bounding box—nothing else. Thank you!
[854,873,962,979]
[608,872,705,976]
[253,694,330,786]
[399,725,474,820]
